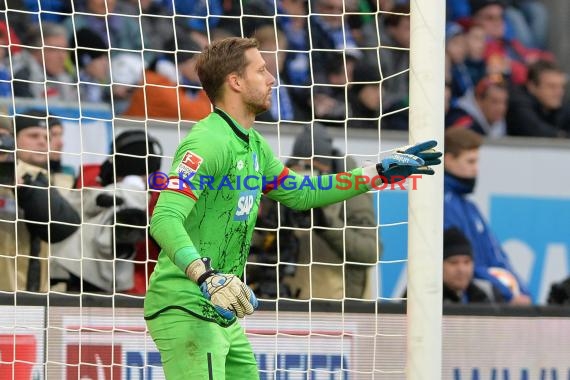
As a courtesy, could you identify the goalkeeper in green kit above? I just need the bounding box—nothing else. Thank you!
[144,37,442,379]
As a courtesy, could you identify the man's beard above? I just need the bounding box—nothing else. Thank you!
[246,94,270,115]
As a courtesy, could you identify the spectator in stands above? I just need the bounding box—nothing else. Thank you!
[160,0,224,48]
[348,61,381,129]
[279,0,311,86]
[378,3,410,130]
[283,123,379,300]
[116,0,175,60]
[506,60,570,138]
[447,0,547,50]
[71,28,111,105]
[311,52,358,126]
[64,0,142,54]
[0,110,80,293]
[21,0,72,23]
[504,0,548,49]
[469,0,552,85]
[254,25,306,122]
[446,75,509,138]
[444,128,532,304]
[12,23,77,103]
[446,22,474,100]
[122,35,211,121]
[52,130,162,293]
[0,20,16,97]
[464,24,488,87]
[309,0,362,74]
[441,227,504,303]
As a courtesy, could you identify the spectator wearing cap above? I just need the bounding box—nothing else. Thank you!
[0,110,80,293]
[446,75,509,138]
[12,22,77,103]
[506,60,570,138]
[442,227,504,303]
[121,35,211,121]
[71,28,111,105]
[52,130,162,293]
[282,123,379,300]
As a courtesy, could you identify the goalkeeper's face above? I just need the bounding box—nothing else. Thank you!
[241,48,276,115]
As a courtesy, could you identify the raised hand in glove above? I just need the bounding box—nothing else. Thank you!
[366,140,442,184]
[395,140,442,167]
[186,257,258,320]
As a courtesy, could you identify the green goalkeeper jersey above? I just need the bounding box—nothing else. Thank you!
[144,109,370,327]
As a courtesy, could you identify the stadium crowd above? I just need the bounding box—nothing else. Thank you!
[0,0,568,304]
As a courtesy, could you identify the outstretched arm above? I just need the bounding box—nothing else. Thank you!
[264,140,442,210]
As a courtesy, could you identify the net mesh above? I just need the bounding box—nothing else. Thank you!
[0,1,412,378]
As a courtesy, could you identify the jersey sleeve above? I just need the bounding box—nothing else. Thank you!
[149,129,227,273]
[258,135,370,210]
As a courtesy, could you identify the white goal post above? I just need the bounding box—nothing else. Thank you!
[407,0,445,379]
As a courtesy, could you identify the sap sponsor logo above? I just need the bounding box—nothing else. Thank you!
[256,353,348,380]
[453,367,570,380]
[234,190,257,221]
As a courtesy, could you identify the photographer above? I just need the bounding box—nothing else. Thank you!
[52,130,162,293]
[0,111,80,292]
[284,123,381,300]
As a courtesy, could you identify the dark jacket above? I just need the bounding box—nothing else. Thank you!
[506,86,570,138]
[17,164,80,243]
[443,281,504,304]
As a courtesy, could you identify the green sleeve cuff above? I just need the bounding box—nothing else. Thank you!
[174,246,201,273]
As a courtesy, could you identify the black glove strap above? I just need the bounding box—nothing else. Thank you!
[197,270,215,286]
[376,163,384,176]
[195,257,217,285]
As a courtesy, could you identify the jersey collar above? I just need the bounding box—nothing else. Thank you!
[214,108,250,144]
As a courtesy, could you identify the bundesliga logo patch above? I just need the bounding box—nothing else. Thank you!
[177,151,204,176]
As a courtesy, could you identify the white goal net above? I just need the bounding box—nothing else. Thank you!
[0,1,444,379]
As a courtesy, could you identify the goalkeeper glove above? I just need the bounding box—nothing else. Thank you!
[370,140,443,184]
[186,257,259,320]
[395,140,442,167]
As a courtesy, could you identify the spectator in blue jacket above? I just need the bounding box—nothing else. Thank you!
[443,128,532,304]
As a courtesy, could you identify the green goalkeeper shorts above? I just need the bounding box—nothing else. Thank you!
[146,308,259,380]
